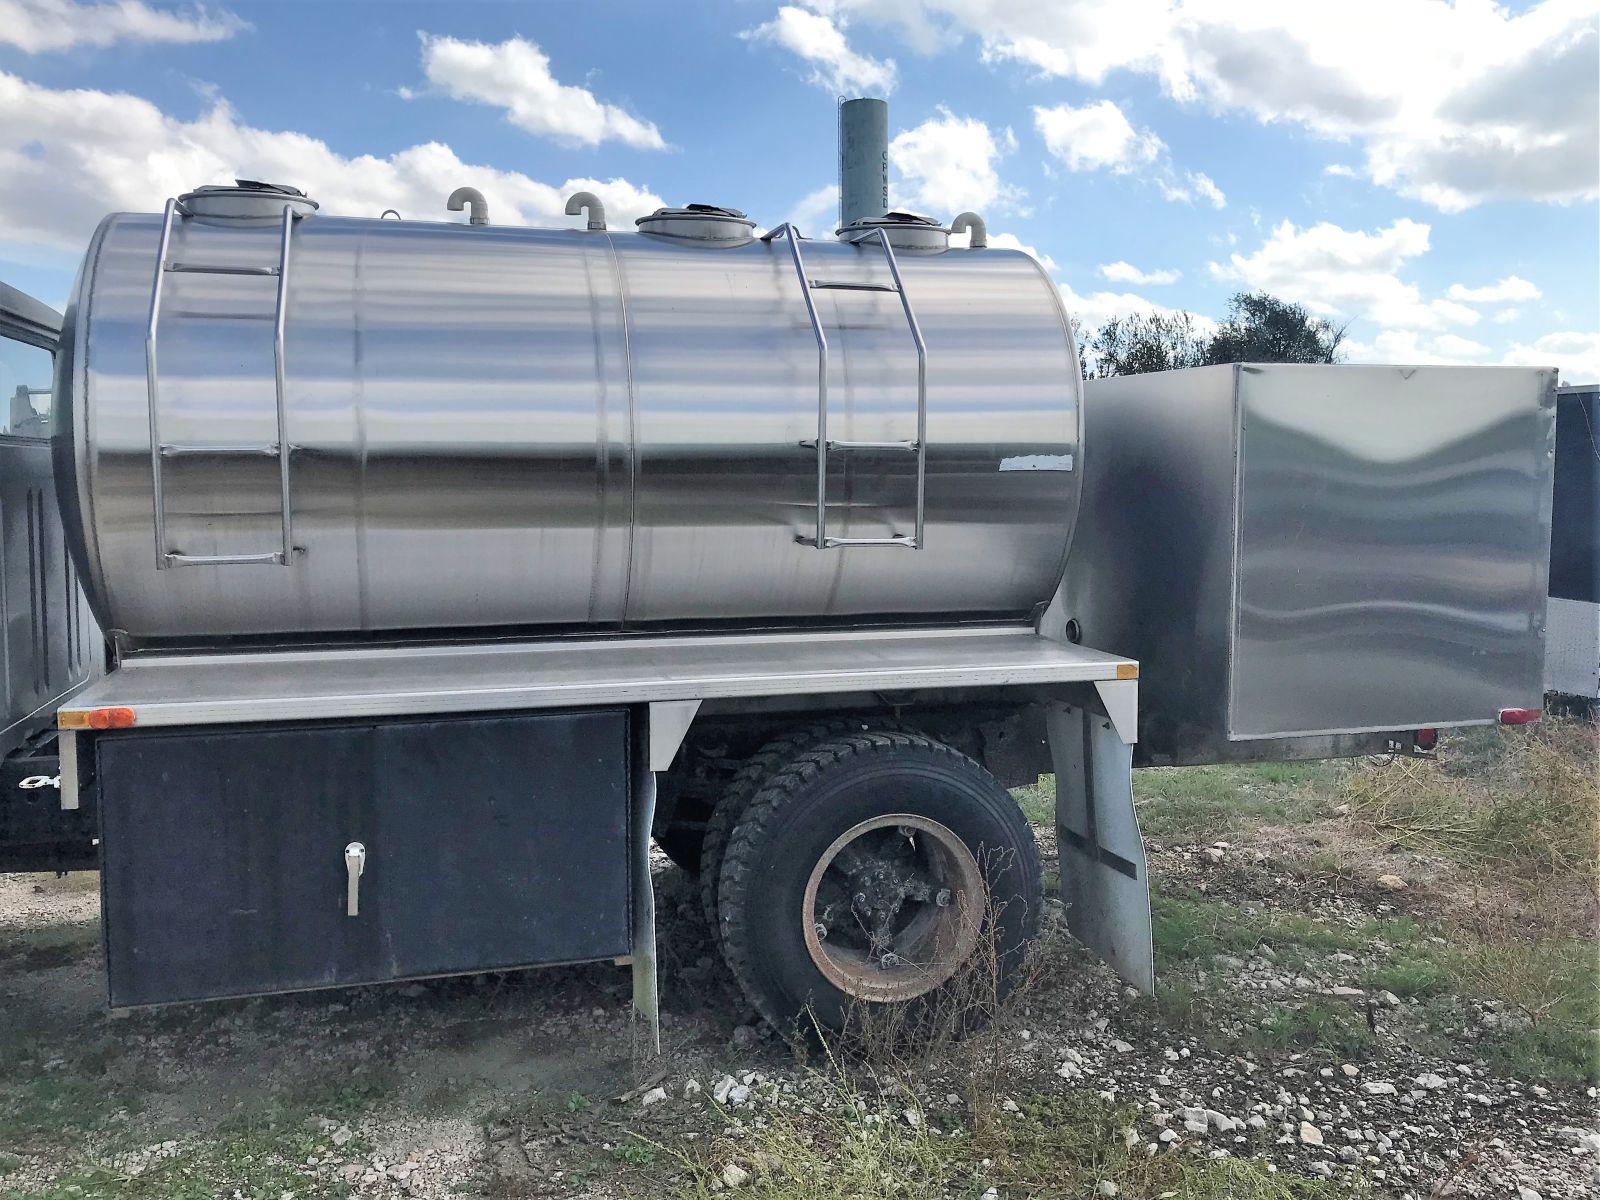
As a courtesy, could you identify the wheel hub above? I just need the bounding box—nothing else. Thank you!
[801,814,983,1002]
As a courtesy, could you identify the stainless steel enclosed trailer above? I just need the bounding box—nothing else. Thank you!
[1062,364,1557,765]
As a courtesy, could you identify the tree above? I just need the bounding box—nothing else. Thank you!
[1086,311,1208,377]
[1204,291,1346,365]
[1084,290,1348,377]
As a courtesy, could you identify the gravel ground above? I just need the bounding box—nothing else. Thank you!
[0,785,1595,1199]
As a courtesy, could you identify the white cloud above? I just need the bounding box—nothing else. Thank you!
[0,0,245,52]
[1186,171,1226,209]
[1323,164,1359,178]
[1211,217,1480,332]
[1344,330,1492,364]
[1033,100,1222,207]
[1033,100,1163,173]
[1098,260,1180,286]
[1445,275,1542,304]
[409,34,665,150]
[741,5,897,95]
[0,71,665,252]
[1057,281,1217,342]
[785,183,839,234]
[890,108,1022,214]
[1503,331,1600,383]
[949,230,1056,272]
[822,0,1599,211]
[1492,308,1522,325]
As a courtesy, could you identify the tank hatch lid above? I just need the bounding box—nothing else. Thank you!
[635,203,756,242]
[177,180,319,222]
[837,210,949,251]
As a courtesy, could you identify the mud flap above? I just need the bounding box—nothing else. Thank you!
[1048,690,1154,994]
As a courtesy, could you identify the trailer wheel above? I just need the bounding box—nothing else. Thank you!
[717,732,1041,1035]
[699,719,878,939]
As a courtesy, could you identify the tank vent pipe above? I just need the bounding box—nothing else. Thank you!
[447,187,489,226]
[838,97,889,230]
[951,212,987,248]
[564,191,607,231]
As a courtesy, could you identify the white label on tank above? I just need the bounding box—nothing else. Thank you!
[999,454,1073,472]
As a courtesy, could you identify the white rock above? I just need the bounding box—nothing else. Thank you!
[1111,1039,1135,1053]
[1516,1189,1542,1200]
[903,1108,922,1128]
[1207,1110,1237,1134]
[721,1163,751,1188]
[1098,1182,1119,1197]
[1378,990,1402,1007]
[1341,1064,1359,1077]
[684,1079,702,1097]
[727,1084,751,1106]
[1299,1122,1324,1147]
[980,1190,999,1200]
[1375,874,1407,891]
[713,1075,736,1104]
[1159,1128,1179,1143]
[1414,1073,1448,1091]
[640,1086,668,1108]
[1362,1081,1397,1096]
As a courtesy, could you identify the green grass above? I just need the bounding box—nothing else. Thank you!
[0,923,99,973]
[1343,721,1597,876]
[0,1077,391,1200]
[669,1083,1355,1200]
[1014,761,1340,839]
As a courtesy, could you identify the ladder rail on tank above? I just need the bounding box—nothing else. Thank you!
[144,197,301,569]
[760,223,928,549]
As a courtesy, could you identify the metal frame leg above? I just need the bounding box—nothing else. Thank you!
[629,700,701,1055]
[630,752,661,1054]
[1048,691,1154,993]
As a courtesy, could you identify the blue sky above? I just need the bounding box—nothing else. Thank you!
[2,0,1596,378]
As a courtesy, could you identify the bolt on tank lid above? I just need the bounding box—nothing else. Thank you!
[635,203,756,242]
[177,180,320,222]
[837,210,949,251]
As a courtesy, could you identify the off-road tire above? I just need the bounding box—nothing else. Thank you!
[717,731,1041,1035]
[697,719,876,938]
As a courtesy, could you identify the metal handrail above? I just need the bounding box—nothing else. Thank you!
[863,227,929,549]
[760,223,831,549]
[761,222,930,549]
[145,199,298,568]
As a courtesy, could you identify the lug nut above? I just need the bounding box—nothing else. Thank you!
[935,888,952,907]
[813,922,828,941]
[878,952,901,970]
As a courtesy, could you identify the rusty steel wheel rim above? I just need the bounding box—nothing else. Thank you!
[801,813,984,1003]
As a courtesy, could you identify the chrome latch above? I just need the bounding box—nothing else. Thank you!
[344,841,366,917]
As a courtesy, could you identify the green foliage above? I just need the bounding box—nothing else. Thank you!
[1204,292,1346,365]
[1088,310,1208,377]
[1087,290,1345,377]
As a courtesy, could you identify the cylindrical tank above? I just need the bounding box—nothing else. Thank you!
[55,193,1083,642]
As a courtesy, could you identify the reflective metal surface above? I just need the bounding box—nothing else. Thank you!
[60,212,1081,641]
[58,625,1135,728]
[1061,364,1556,764]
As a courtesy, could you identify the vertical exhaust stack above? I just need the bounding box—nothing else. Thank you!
[837,97,888,230]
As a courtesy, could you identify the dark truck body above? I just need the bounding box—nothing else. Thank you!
[0,282,102,871]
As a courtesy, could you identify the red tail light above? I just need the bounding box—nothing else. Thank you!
[1498,707,1542,726]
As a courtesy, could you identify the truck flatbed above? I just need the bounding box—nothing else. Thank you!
[60,625,1136,728]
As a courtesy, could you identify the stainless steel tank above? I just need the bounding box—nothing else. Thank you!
[55,187,1083,641]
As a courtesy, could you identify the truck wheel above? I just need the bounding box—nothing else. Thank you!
[698,719,866,938]
[717,732,1041,1035]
